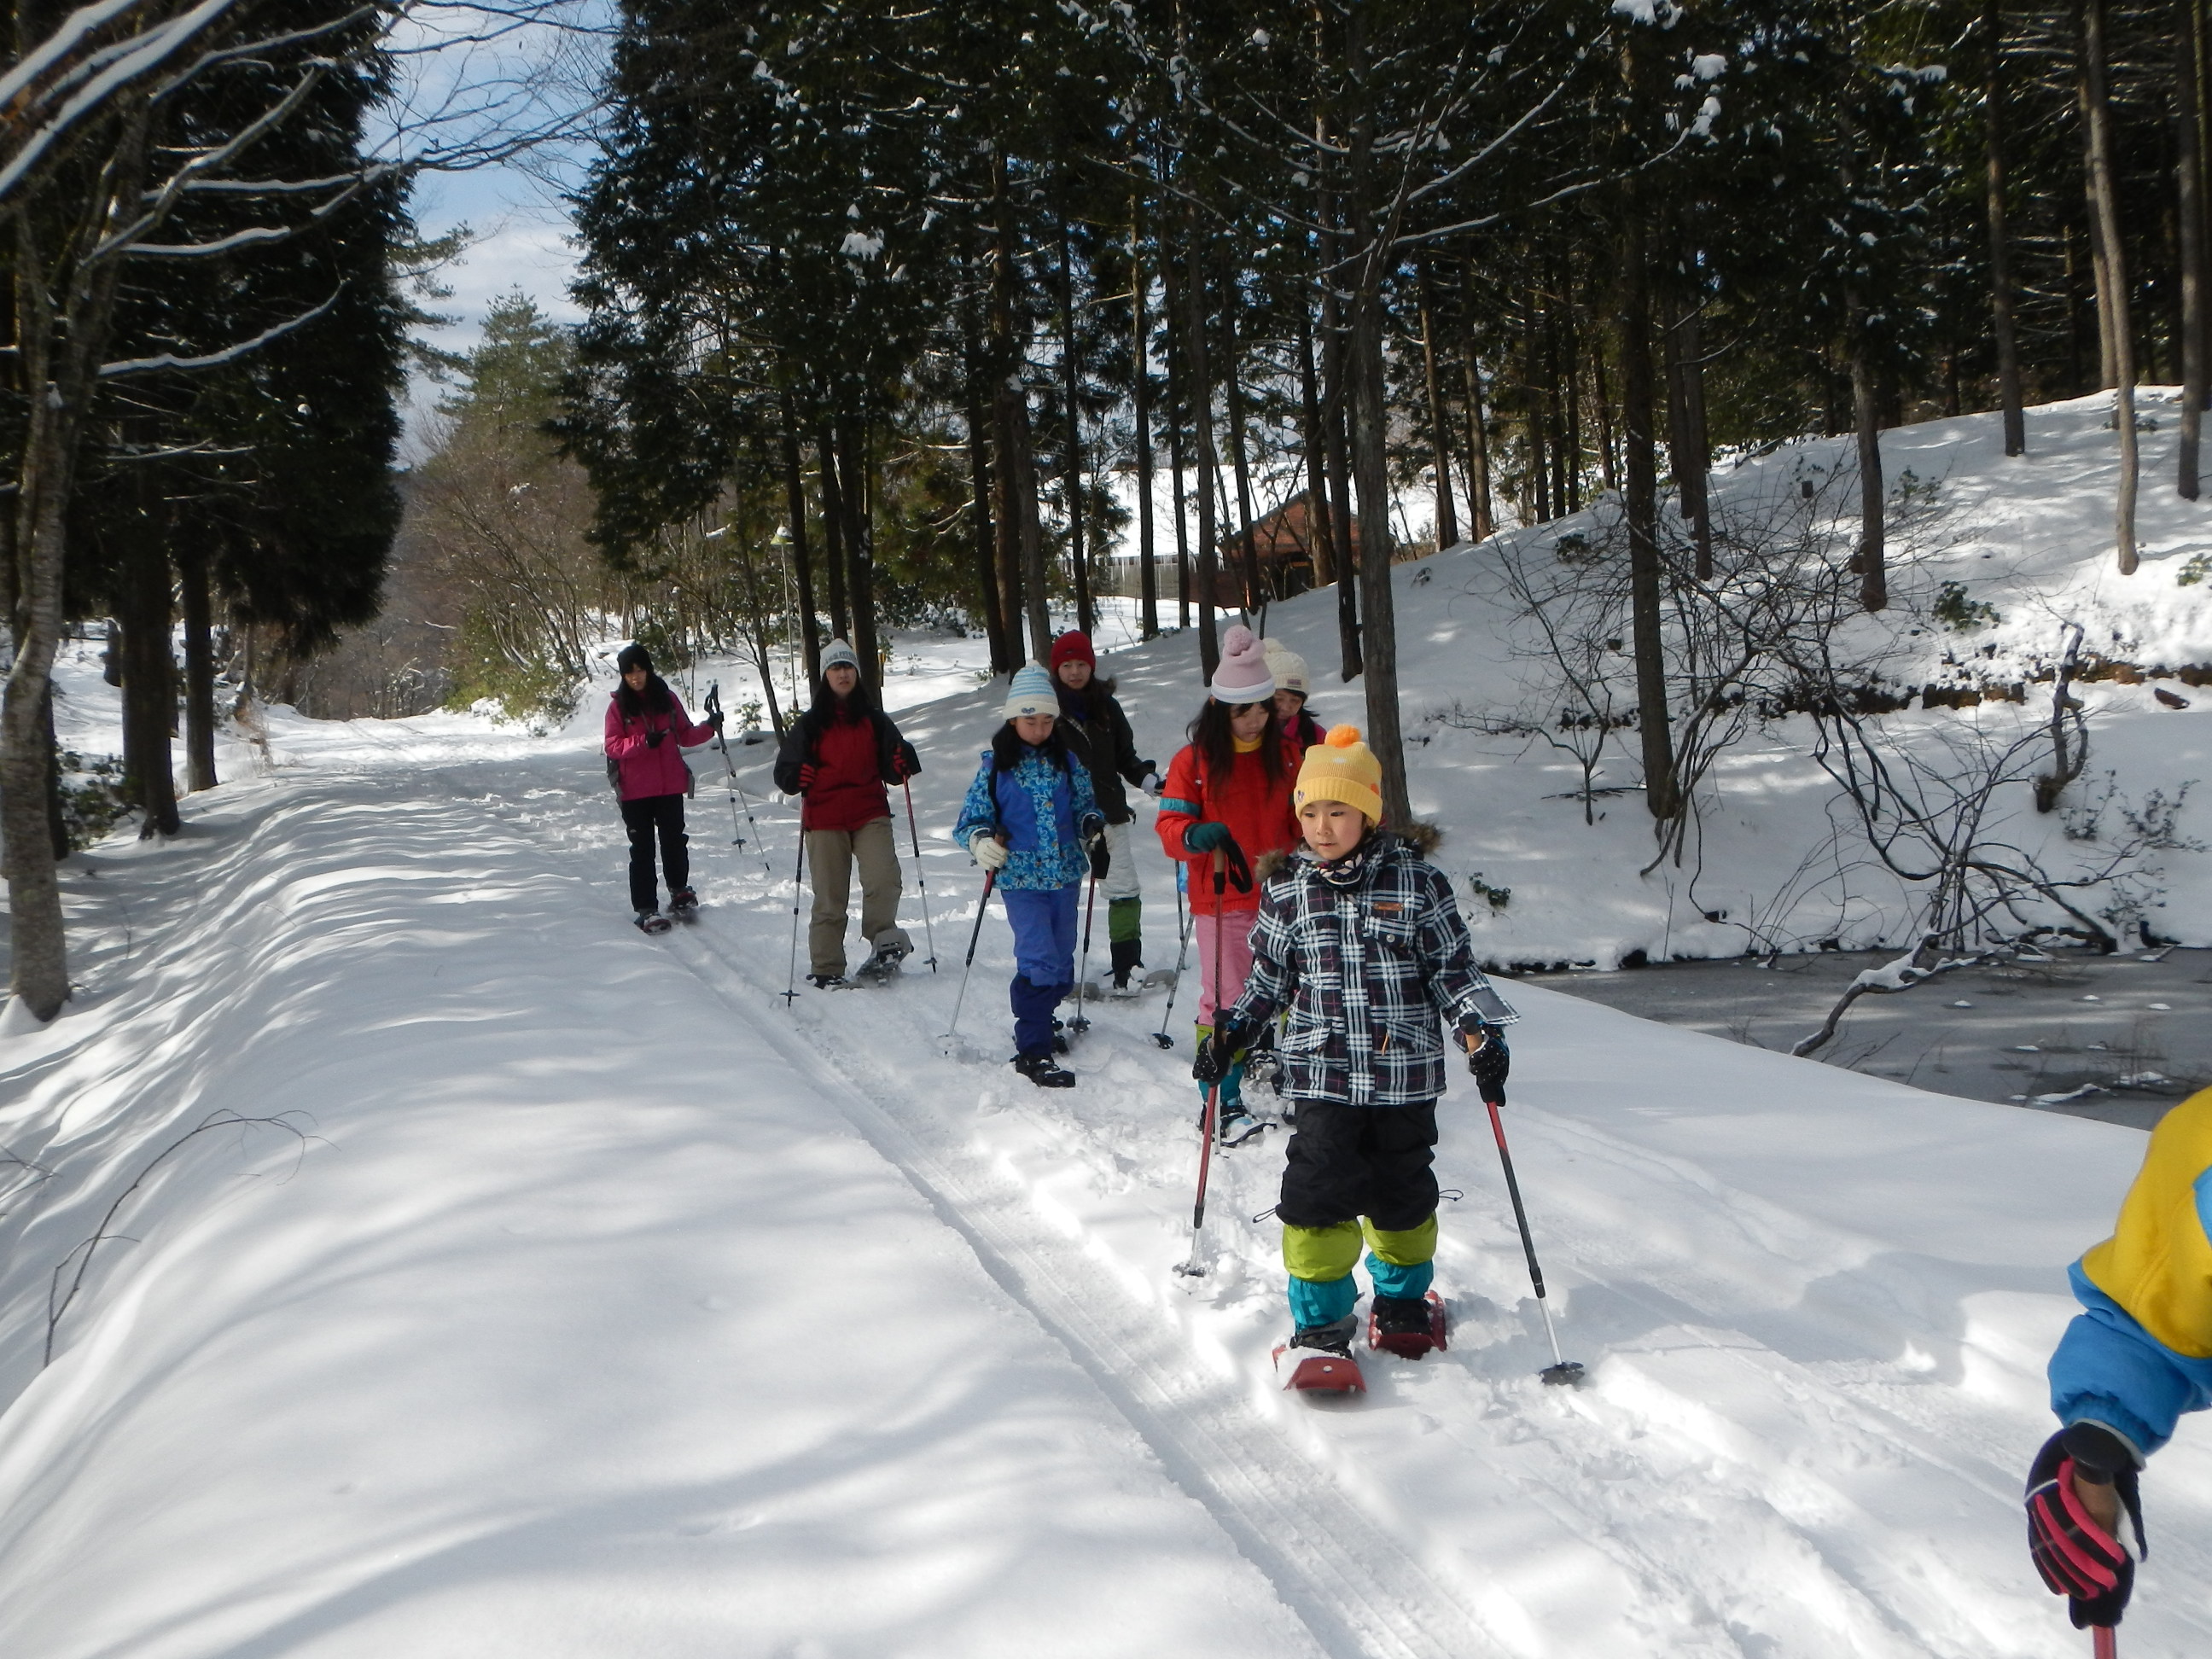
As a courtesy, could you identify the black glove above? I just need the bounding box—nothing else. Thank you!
[2028,1423,2145,1629]
[706,709,725,731]
[645,727,667,748]
[1193,1019,1249,1085]
[1460,1014,1510,1104]
[1087,831,1111,880]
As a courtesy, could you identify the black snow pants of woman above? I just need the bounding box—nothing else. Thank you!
[621,793,690,912]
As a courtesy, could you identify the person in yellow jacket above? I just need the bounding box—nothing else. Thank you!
[2027,1085,2212,1633]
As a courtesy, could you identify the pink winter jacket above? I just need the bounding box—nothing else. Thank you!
[604,693,714,800]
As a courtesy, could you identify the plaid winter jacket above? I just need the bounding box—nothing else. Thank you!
[1227,834,1496,1107]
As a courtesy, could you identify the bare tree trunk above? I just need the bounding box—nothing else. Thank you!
[41,687,67,861]
[178,529,217,793]
[1296,297,1337,586]
[118,510,180,835]
[1848,285,1889,610]
[1621,196,1679,824]
[3,107,150,1021]
[1313,143,1362,679]
[1418,264,1458,550]
[836,414,881,684]
[1562,281,1584,514]
[1458,262,1494,540]
[1662,290,1713,579]
[1057,224,1091,636]
[988,151,1035,660]
[2178,0,2208,499]
[1986,0,2029,457]
[2081,0,2140,573]
[963,338,1009,670]
[1181,201,1221,680]
[1219,263,1264,619]
[777,389,823,686]
[1131,208,1160,637]
[1345,8,1406,821]
[814,423,851,644]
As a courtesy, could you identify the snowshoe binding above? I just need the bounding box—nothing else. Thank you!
[1368,1291,1449,1360]
[668,888,699,920]
[1011,1051,1075,1090]
[1215,1106,1268,1148]
[635,910,673,936]
[806,973,852,990]
[1273,1315,1365,1395]
[852,929,913,986]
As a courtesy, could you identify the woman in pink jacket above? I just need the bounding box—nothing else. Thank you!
[605,643,720,931]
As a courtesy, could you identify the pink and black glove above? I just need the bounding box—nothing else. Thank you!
[797,763,818,790]
[2027,1422,2144,1630]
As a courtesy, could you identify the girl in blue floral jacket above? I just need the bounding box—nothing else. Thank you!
[954,663,1104,1088]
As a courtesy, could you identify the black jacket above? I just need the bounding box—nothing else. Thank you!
[772,702,921,795]
[1054,680,1153,825]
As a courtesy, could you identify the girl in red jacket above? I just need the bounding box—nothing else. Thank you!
[1155,624,1298,1137]
[604,643,720,931]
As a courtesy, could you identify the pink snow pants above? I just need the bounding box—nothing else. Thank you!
[1193,909,1258,1029]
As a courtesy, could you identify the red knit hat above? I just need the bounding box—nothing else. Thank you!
[1050,631,1096,672]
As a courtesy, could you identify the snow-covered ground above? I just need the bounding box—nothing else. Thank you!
[3,393,2209,1654]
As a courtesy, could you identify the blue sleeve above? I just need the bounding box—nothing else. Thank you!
[952,756,998,849]
[1071,756,1099,828]
[2050,1262,2212,1457]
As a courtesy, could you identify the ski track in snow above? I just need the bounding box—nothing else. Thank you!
[11,725,2200,1657]
[447,738,2207,1659]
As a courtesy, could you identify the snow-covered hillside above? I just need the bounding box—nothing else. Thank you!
[2,393,2209,1656]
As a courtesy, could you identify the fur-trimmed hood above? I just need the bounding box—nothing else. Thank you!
[1254,819,1442,884]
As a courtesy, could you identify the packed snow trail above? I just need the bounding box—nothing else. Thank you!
[4,683,2211,1652]
[0,760,1325,1659]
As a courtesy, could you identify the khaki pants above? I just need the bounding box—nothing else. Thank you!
[806,817,902,975]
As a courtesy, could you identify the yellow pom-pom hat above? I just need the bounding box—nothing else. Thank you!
[1293,724,1384,824]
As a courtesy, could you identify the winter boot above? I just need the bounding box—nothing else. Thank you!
[806,972,851,990]
[1369,1292,1448,1359]
[668,887,699,917]
[1272,1314,1365,1394]
[635,910,672,936]
[1107,938,1144,998]
[853,928,913,984]
[1012,1051,1075,1089]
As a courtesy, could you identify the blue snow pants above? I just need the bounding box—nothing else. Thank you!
[1003,882,1079,1057]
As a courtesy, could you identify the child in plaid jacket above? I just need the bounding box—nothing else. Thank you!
[1202,725,1507,1360]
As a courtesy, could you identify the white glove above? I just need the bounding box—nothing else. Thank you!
[970,830,1010,870]
[1140,771,1161,797]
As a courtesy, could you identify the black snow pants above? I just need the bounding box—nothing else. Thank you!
[621,792,690,913]
[1275,1098,1440,1233]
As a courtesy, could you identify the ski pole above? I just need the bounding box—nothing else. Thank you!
[900,778,938,970]
[781,833,807,1007]
[1069,866,1099,1039]
[1174,1078,1220,1278]
[2093,1627,2116,1659]
[944,868,997,1045]
[1150,867,1197,1049]
[1482,1080,1585,1385]
[705,683,773,876]
[1173,851,1228,1278]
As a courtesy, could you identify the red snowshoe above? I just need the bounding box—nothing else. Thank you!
[1272,1316,1366,1395]
[1368,1291,1448,1359]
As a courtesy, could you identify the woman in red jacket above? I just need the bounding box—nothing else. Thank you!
[605,643,720,932]
[1155,625,1298,1138]
[771,638,922,987]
